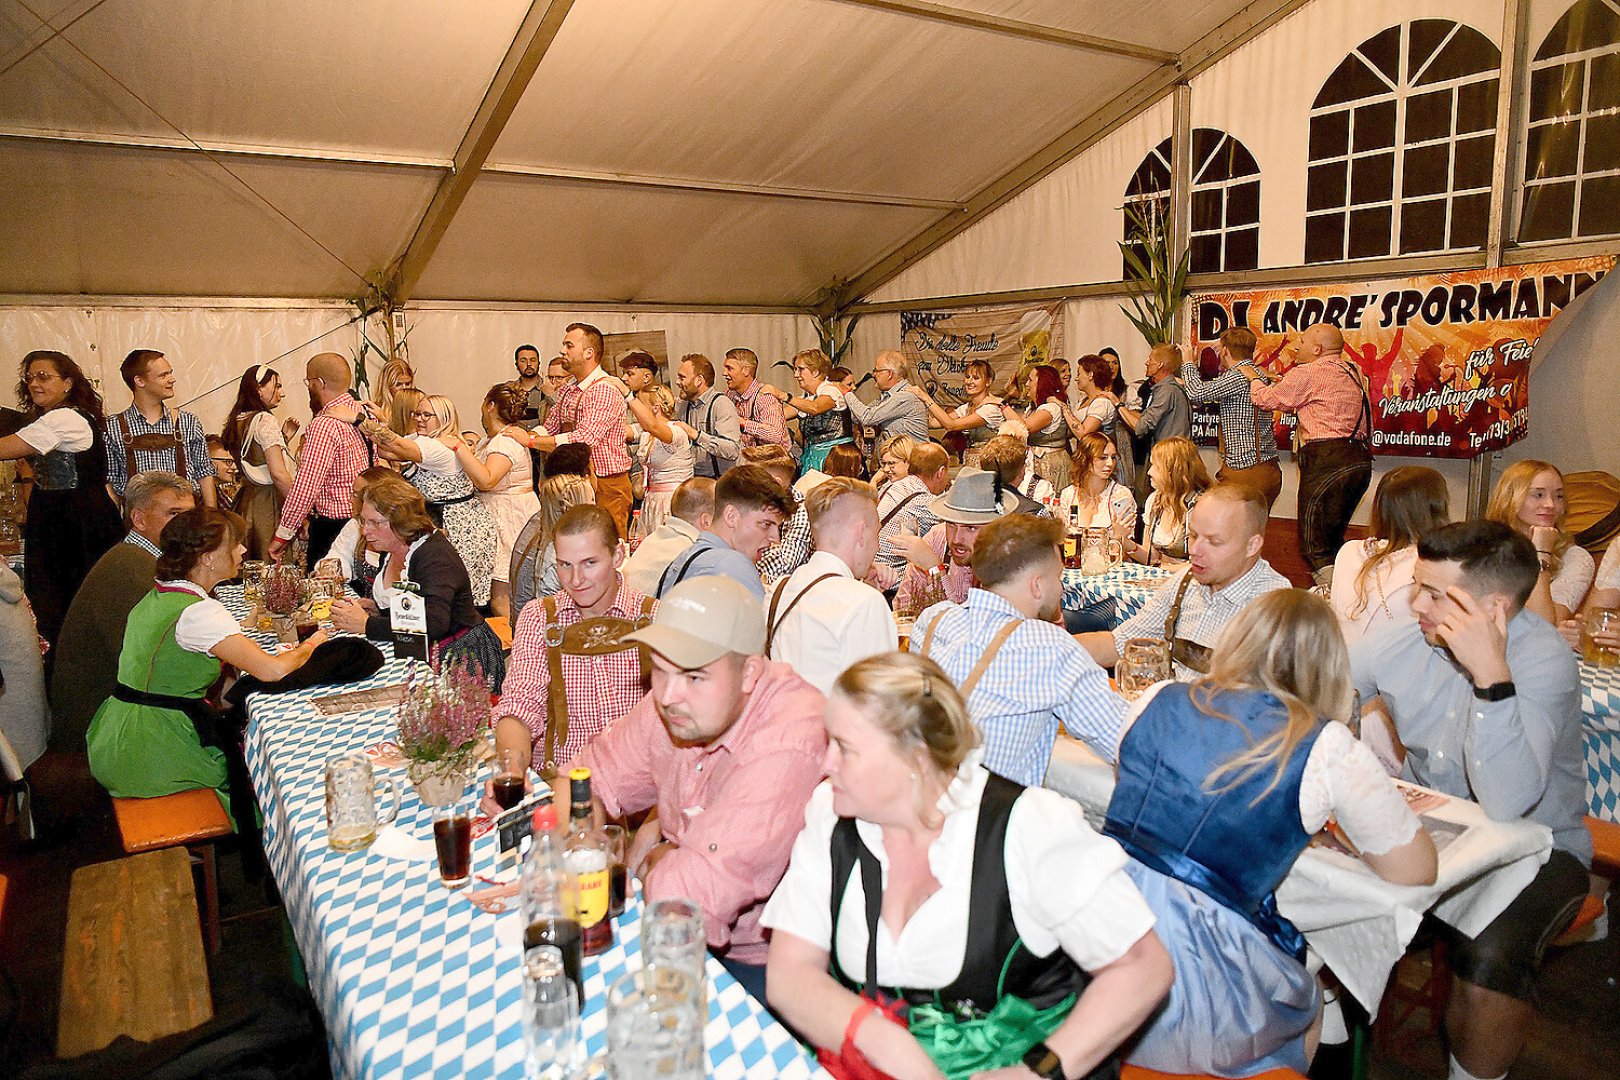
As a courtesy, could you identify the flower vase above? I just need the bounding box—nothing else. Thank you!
[409,762,469,807]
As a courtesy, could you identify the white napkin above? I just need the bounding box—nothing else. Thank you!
[369,824,436,862]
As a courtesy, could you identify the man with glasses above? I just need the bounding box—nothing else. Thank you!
[844,349,928,475]
[270,352,374,562]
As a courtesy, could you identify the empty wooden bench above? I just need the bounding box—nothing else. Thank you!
[57,848,213,1059]
[111,788,233,954]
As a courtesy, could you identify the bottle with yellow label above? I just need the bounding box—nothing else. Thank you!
[563,767,613,956]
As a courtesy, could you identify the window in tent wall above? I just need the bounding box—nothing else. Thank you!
[1122,130,1261,276]
[1518,0,1620,243]
[1305,20,1501,264]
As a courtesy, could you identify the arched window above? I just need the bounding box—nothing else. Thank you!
[1122,129,1260,276]
[1305,20,1500,263]
[1519,0,1620,242]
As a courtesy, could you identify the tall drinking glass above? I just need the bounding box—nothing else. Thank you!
[605,968,702,1080]
[433,799,473,889]
[1117,638,1172,701]
[642,898,706,1014]
[1582,608,1619,668]
[325,752,399,851]
[522,945,579,1080]
[602,824,627,917]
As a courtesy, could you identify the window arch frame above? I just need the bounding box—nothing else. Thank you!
[1122,128,1261,277]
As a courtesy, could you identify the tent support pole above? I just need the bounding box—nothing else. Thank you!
[824,0,1175,63]
[1486,0,1530,270]
[1170,82,1193,344]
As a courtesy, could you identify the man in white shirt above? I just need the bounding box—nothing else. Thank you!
[623,477,714,597]
[766,478,897,694]
[1078,483,1290,679]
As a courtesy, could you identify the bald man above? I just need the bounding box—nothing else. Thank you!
[1244,322,1373,584]
[843,349,928,475]
[270,352,375,561]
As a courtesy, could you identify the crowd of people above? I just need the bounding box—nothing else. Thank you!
[2,326,1616,1080]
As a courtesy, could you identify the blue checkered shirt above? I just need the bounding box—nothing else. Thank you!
[1181,367,1278,470]
[911,588,1127,785]
[103,404,215,496]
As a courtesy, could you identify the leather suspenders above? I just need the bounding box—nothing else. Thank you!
[1163,572,1213,675]
[918,615,1022,698]
[538,593,655,777]
[764,573,839,654]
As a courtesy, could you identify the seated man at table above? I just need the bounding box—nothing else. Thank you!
[493,505,655,777]
[568,575,826,1001]
[911,512,1126,784]
[892,468,1011,612]
[622,476,713,596]
[1350,520,1589,1080]
[652,465,792,601]
[1078,483,1289,680]
[50,470,194,752]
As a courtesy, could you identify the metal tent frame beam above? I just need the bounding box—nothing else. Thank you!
[826,0,1175,63]
[387,0,577,304]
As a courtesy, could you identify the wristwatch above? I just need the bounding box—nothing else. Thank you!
[1022,1041,1067,1079]
[1473,680,1516,701]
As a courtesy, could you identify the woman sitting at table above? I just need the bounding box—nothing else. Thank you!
[508,472,596,621]
[1330,466,1449,645]
[1057,432,1137,541]
[1127,437,1210,569]
[329,473,505,689]
[317,466,396,597]
[764,652,1173,1080]
[87,507,328,820]
[1104,589,1436,1077]
[1486,459,1594,625]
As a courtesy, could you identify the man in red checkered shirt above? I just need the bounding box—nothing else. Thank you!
[723,348,791,453]
[493,505,655,776]
[528,323,634,537]
[269,352,373,562]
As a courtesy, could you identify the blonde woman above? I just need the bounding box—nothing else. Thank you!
[508,474,596,620]
[384,386,426,439]
[1330,466,1450,644]
[764,348,852,474]
[363,393,498,607]
[458,383,542,619]
[626,383,695,533]
[907,358,1003,468]
[1057,431,1137,540]
[1104,590,1436,1076]
[764,652,1173,1080]
[1485,460,1594,625]
[370,358,416,417]
[875,433,918,491]
[1128,438,1212,568]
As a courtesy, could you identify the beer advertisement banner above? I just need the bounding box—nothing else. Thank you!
[901,302,1064,408]
[1188,256,1614,458]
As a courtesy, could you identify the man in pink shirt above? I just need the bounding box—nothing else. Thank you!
[569,574,827,1002]
[528,322,635,538]
[1245,322,1373,585]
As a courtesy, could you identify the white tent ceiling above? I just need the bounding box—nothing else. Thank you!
[0,0,1276,309]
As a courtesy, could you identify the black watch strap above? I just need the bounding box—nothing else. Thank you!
[1023,1041,1067,1079]
[1473,680,1516,701]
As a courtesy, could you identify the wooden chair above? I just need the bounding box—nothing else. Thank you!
[57,849,213,1058]
[111,789,233,954]
[1551,814,1620,946]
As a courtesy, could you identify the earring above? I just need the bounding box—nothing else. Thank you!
[909,771,918,782]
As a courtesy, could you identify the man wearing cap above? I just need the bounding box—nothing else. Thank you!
[653,464,793,601]
[892,468,1011,611]
[492,505,655,778]
[568,575,827,1001]
[911,513,1126,785]
[1077,483,1290,681]
[765,478,896,695]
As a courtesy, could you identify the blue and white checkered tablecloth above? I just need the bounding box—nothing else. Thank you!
[240,624,826,1078]
[1580,663,1620,824]
[1060,564,1173,623]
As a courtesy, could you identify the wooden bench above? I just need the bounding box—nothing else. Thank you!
[111,789,233,954]
[57,848,213,1059]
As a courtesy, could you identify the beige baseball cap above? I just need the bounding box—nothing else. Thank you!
[624,575,766,669]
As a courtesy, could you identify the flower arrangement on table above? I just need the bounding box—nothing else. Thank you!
[397,658,490,806]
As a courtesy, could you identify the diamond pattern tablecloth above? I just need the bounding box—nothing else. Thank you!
[1580,663,1620,824]
[1061,564,1173,622]
[237,587,826,1079]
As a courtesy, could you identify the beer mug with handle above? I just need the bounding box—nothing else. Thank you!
[326,751,400,851]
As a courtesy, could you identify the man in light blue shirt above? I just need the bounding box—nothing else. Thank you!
[911,511,1126,785]
[1350,520,1588,1080]
[654,465,792,602]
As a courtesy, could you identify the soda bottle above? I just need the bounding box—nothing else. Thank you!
[521,801,584,993]
[564,768,614,956]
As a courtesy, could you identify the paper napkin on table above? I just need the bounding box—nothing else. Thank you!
[370,824,436,861]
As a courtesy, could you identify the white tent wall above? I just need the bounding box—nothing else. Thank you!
[0,302,816,440]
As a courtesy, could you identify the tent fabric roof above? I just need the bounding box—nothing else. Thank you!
[0,0,1258,307]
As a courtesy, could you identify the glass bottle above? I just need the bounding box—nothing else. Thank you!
[564,768,614,956]
[521,801,583,994]
[1064,503,1082,568]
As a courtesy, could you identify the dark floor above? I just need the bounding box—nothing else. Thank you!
[3,752,1615,1079]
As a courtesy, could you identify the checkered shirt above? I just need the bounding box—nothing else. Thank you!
[1113,558,1292,681]
[874,475,940,573]
[103,404,215,495]
[1182,367,1278,470]
[911,588,1127,785]
[276,393,372,539]
[759,500,813,585]
[545,366,632,476]
[844,379,930,442]
[729,381,791,451]
[893,525,972,612]
[1249,357,1369,443]
[499,577,653,768]
[123,529,161,557]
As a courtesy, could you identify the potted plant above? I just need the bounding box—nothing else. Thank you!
[396,658,489,806]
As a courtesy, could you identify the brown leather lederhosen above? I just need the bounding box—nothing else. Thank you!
[538,592,656,777]
[1163,572,1212,674]
[764,572,839,655]
[919,615,1022,698]
[117,412,187,482]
